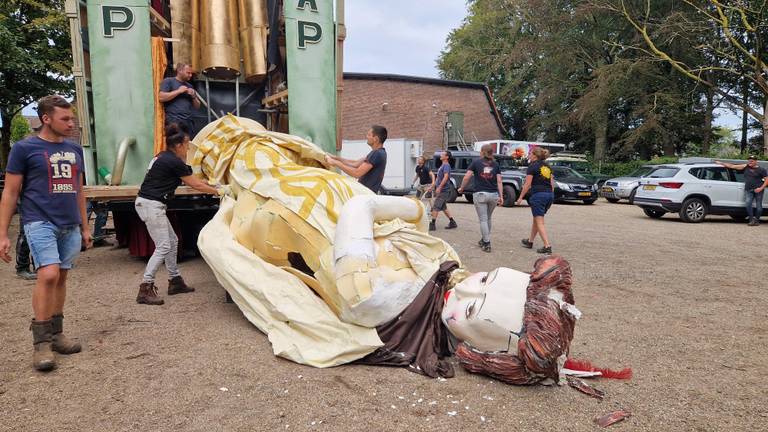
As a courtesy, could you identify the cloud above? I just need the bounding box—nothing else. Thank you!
[343,0,468,78]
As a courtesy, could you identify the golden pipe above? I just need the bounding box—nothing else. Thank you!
[191,0,200,72]
[238,0,268,83]
[170,0,195,67]
[200,0,241,79]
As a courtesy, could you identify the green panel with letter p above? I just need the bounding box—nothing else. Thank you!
[87,0,155,185]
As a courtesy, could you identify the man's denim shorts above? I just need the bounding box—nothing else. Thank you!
[529,191,554,217]
[23,221,82,270]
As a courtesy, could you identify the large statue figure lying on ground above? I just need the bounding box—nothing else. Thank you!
[192,116,580,384]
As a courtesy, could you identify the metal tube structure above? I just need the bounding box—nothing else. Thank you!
[110,137,137,186]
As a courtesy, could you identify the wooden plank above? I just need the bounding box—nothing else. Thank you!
[83,186,204,200]
[262,89,288,108]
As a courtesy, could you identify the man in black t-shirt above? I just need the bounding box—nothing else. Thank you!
[716,156,768,226]
[412,156,435,202]
[326,125,388,193]
[159,63,201,134]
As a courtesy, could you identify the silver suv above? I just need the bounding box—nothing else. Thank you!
[633,163,768,223]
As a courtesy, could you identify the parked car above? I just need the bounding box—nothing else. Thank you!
[600,165,658,203]
[548,155,611,186]
[428,151,525,207]
[552,166,599,204]
[633,163,768,223]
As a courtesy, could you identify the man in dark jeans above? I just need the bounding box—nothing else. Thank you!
[716,156,768,226]
[16,208,36,280]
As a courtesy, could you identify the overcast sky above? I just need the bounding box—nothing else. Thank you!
[343,0,468,78]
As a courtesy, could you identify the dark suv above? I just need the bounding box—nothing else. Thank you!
[428,151,525,207]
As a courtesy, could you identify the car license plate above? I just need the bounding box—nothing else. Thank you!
[601,187,614,193]
[643,185,656,191]
[578,191,592,197]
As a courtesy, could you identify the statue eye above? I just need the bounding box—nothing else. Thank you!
[481,275,488,283]
[466,301,476,318]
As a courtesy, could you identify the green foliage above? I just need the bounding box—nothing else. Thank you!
[0,0,72,168]
[10,114,31,143]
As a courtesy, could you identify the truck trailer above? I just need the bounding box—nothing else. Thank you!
[66,0,345,256]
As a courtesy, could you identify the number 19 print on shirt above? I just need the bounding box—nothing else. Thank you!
[47,151,80,193]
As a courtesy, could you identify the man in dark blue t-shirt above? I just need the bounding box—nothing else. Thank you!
[0,95,92,371]
[159,63,201,133]
[325,125,388,193]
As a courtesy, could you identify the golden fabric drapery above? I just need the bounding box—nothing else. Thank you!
[152,37,168,156]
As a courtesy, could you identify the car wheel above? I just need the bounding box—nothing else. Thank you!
[447,184,458,203]
[679,198,707,223]
[628,187,638,204]
[605,197,620,203]
[643,208,665,219]
[502,185,517,207]
[464,193,474,203]
[583,199,597,205]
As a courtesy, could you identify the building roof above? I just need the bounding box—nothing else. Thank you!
[343,72,506,135]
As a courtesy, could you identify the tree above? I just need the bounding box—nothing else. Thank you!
[604,0,768,154]
[10,113,31,143]
[0,0,72,169]
[439,0,714,162]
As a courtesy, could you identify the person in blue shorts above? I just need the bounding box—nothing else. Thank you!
[0,95,92,371]
[516,147,555,254]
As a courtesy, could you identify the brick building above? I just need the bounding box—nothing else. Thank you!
[341,73,505,155]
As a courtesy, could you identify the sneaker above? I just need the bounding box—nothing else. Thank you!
[429,221,436,231]
[16,270,37,280]
[536,246,552,254]
[481,243,492,253]
[748,218,758,226]
[477,239,485,247]
[445,220,458,229]
[520,239,533,249]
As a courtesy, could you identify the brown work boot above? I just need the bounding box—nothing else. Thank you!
[51,314,81,354]
[136,282,164,305]
[168,276,195,295]
[30,319,56,372]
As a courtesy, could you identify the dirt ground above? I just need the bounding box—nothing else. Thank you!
[0,199,765,431]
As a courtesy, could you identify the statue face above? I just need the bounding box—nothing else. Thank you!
[442,267,529,353]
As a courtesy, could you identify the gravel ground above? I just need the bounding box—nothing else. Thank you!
[0,199,765,431]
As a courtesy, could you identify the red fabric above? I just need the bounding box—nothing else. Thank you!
[114,210,182,258]
[564,358,633,380]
